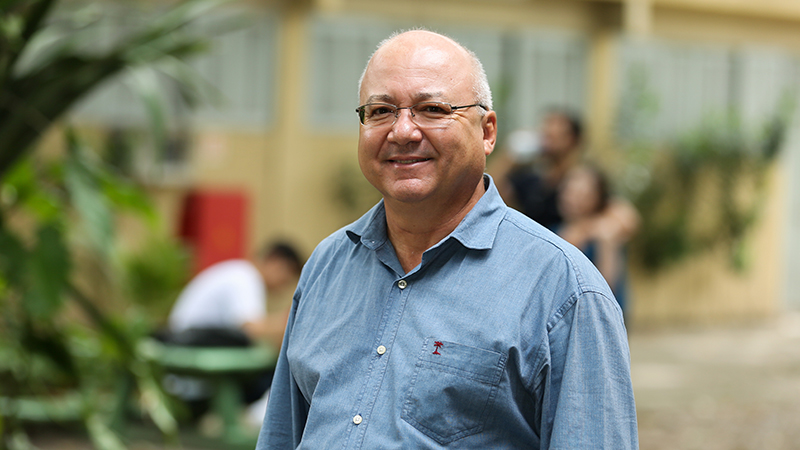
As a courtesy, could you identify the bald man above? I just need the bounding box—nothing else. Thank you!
[256,30,638,449]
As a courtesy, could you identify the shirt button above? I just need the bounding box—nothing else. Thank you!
[376,345,386,355]
[353,414,363,425]
[398,280,407,289]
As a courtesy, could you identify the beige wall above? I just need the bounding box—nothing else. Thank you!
[628,167,786,328]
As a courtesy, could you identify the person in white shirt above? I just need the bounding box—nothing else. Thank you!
[163,242,304,419]
[168,241,304,348]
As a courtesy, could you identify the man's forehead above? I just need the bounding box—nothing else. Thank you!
[364,91,445,104]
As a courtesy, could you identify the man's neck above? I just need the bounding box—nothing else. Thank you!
[384,180,486,274]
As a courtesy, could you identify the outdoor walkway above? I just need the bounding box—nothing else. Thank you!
[29,312,800,449]
[631,312,800,450]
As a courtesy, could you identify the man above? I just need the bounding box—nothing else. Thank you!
[492,110,585,230]
[257,30,638,449]
[168,241,303,349]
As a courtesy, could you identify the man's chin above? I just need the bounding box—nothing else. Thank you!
[381,181,435,205]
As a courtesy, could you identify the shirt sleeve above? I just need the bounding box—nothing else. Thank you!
[256,294,309,449]
[539,290,639,449]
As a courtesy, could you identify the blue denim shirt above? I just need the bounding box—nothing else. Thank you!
[257,176,638,449]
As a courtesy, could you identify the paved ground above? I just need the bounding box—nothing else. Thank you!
[631,312,800,450]
[27,312,800,449]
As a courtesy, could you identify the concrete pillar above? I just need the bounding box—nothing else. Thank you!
[624,0,653,38]
[273,2,312,234]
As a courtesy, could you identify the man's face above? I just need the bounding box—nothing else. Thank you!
[540,114,577,158]
[357,33,496,207]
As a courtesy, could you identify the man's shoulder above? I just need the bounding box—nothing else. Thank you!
[496,206,563,250]
[298,226,358,276]
[494,207,610,296]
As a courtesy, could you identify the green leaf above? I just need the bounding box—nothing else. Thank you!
[2,158,63,221]
[0,225,26,290]
[86,412,128,450]
[23,222,69,320]
[134,362,179,440]
[128,66,169,153]
[64,131,114,255]
[100,174,156,225]
[21,322,77,377]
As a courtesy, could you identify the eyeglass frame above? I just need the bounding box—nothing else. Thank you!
[355,101,488,127]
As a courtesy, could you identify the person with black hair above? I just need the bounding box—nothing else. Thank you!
[557,164,633,313]
[492,109,585,230]
[167,240,304,349]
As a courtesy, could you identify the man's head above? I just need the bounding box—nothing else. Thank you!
[356,30,497,209]
[255,241,304,293]
[539,109,583,160]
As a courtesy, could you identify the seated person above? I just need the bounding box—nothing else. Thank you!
[168,241,303,349]
[162,241,303,417]
[556,165,638,314]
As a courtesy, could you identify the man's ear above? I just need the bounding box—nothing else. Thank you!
[482,111,498,156]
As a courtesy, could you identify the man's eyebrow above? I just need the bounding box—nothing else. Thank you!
[364,92,445,104]
[415,92,444,102]
[365,94,393,104]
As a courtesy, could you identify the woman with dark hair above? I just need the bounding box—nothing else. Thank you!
[557,164,635,314]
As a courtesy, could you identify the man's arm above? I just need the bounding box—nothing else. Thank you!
[540,291,638,449]
[255,297,309,449]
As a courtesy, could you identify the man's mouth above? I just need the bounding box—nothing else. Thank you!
[390,158,432,164]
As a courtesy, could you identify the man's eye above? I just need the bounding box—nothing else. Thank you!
[417,104,449,115]
[369,106,394,117]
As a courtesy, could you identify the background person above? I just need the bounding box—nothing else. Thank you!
[163,241,303,420]
[491,109,584,230]
[257,30,637,449]
[167,241,303,349]
[557,164,635,313]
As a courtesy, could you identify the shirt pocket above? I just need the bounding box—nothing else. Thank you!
[401,338,507,445]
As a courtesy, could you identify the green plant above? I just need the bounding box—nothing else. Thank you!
[0,1,228,448]
[616,65,794,271]
[0,132,175,450]
[122,237,192,325]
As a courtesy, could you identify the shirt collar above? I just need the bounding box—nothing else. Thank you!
[345,174,506,252]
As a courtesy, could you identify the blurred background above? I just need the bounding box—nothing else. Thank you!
[2,0,800,449]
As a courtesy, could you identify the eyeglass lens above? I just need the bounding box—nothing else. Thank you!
[359,102,454,127]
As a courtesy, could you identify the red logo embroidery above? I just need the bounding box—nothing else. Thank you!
[432,341,443,355]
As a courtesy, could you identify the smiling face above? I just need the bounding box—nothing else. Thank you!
[357,32,496,210]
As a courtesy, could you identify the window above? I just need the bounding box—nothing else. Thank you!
[619,39,799,138]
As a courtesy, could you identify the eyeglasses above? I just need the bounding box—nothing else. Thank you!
[355,101,487,128]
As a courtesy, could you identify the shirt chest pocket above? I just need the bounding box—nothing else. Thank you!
[401,338,507,445]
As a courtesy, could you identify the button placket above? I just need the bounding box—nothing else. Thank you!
[349,274,412,448]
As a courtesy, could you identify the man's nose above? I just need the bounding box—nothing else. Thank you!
[389,108,422,143]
